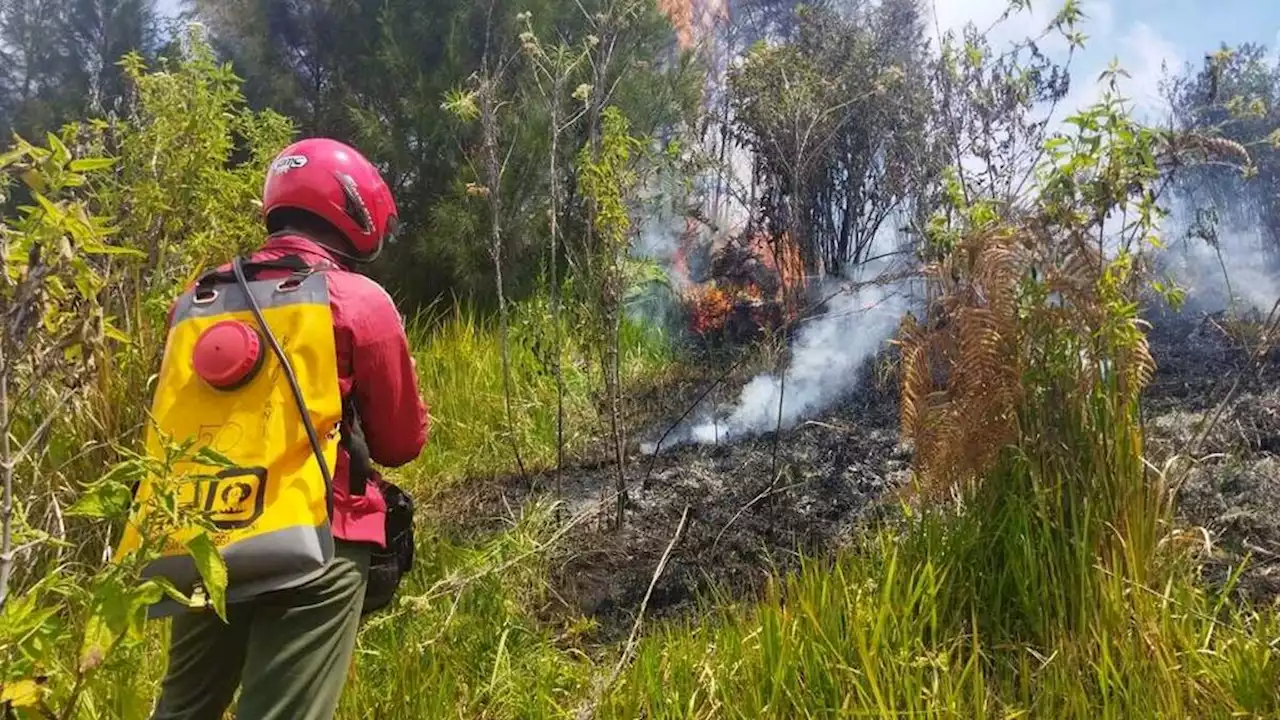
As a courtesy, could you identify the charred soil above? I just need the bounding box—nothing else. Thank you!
[1145,306,1280,603]
[431,307,1280,640]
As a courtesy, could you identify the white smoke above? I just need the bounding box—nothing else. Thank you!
[1156,193,1280,314]
[643,261,910,452]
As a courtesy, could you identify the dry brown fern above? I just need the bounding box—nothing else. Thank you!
[1165,132,1252,167]
[898,218,1156,495]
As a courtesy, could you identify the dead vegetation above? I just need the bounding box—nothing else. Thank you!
[426,293,1280,639]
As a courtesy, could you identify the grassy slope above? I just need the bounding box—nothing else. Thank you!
[329,307,1279,720]
[92,304,1278,719]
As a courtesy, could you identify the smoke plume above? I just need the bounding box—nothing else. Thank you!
[643,264,909,453]
[1156,192,1280,314]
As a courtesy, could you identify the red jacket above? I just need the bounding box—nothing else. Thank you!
[185,234,428,547]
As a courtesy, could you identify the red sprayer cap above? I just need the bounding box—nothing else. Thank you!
[192,320,264,390]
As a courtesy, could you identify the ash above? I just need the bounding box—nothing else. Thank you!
[1145,304,1280,603]
[436,304,1280,639]
[439,361,909,638]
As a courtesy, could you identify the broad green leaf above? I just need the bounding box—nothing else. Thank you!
[145,576,191,606]
[82,241,146,257]
[19,168,46,193]
[187,533,228,621]
[103,320,131,344]
[0,146,25,169]
[46,132,69,167]
[31,191,62,222]
[68,157,117,173]
[194,446,236,469]
[0,678,45,708]
[79,612,113,672]
[68,482,134,519]
[99,459,148,487]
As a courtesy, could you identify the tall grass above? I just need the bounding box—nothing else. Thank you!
[338,501,593,719]
[405,297,673,494]
[597,315,1278,719]
[603,524,1279,719]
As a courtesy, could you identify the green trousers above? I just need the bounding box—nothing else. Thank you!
[150,541,370,720]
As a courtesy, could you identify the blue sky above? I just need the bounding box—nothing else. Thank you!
[933,0,1280,118]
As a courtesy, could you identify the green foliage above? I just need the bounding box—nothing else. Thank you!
[728,0,937,273]
[338,501,593,719]
[931,12,1072,207]
[3,439,234,719]
[599,528,1280,718]
[403,297,670,494]
[911,49,1180,648]
[577,107,644,268]
[0,133,230,719]
[57,25,294,457]
[81,26,293,306]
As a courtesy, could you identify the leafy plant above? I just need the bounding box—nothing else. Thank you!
[0,132,228,720]
[576,105,647,527]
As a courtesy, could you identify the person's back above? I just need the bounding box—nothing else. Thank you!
[142,138,428,720]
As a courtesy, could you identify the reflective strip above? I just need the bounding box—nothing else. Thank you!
[172,271,330,324]
[142,523,335,618]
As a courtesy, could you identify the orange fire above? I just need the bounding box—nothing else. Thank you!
[657,0,728,50]
[680,229,806,339]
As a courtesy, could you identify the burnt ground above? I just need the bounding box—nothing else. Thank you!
[1145,306,1280,603]
[432,357,912,639]
[432,308,1280,639]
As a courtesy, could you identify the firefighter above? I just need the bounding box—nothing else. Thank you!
[146,138,428,720]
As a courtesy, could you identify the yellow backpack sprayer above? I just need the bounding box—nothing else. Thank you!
[116,256,340,617]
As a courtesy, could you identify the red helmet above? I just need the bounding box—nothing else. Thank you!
[262,138,398,258]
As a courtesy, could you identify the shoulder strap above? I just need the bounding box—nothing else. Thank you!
[196,254,325,288]
[230,256,337,521]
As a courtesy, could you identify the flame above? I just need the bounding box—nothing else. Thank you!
[680,229,806,338]
[689,284,732,334]
[658,0,728,50]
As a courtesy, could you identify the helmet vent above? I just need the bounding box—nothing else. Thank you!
[336,172,373,233]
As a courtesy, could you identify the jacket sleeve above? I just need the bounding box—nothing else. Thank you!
[349,284,429,468]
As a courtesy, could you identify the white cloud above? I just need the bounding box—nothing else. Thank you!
[1082,1,1115,40]
[1066,21,1182,121]
[1122,22,1182,115]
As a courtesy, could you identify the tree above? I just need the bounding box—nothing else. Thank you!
[928,10,1073,215]
[577,106,647,527]
[727,0,938,276]
[520,15,591,496]
[1165,43,1280,252]
[0,0,159,140]
[193,0,697,310]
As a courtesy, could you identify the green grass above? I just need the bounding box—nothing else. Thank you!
[405,298,673,495]
[32,296,1280,720]
[602,519,1279,719]
[339,500,593,719]
[325,501,1279,720]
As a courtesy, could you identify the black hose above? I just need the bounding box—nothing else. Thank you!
[232,257,335,522]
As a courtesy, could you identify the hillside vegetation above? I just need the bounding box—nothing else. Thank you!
[2,1,1280,718]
